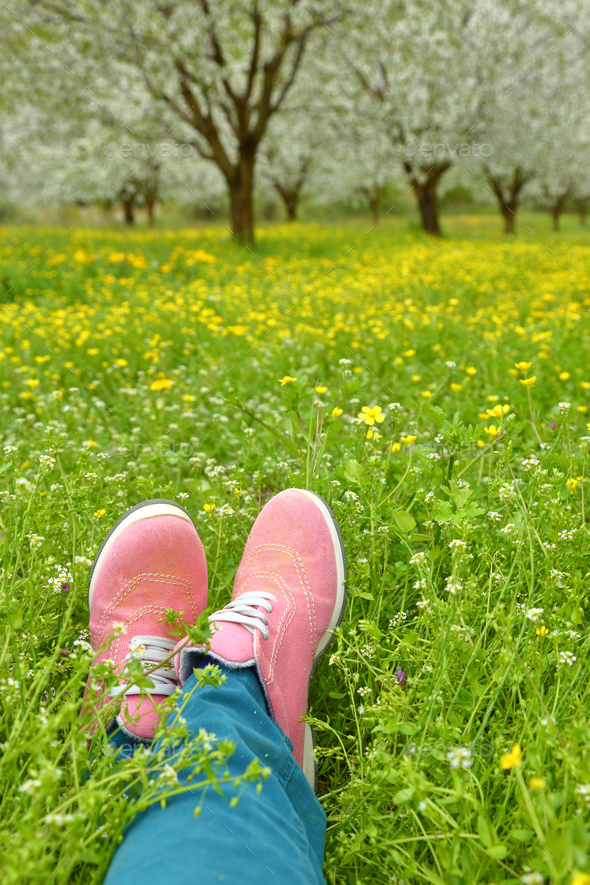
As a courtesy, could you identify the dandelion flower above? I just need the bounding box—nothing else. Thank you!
[150,378,173,391]
[500,743,522,770]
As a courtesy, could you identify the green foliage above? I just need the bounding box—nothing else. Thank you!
[0,223,590,884]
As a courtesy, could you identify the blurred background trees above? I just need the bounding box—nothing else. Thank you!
[1,0,589,241]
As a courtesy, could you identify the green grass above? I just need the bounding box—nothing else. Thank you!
[1,219,590,884]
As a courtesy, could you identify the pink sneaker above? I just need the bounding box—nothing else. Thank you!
[175,489,347,789]
[86,499,207,742]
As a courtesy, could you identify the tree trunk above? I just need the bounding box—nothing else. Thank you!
[122,194,135,226]
[229,150,255,244]
[364,185,383,225]
[488,170,529,235]
[578,199,587,227]
[404,162,450,236]
[549,191,568,232]
[501,201,516,235]
[415,178,441,235]
[274,183,299,221]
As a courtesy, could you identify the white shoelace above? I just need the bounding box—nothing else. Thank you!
[108,635,178,699]
[209,591,277,640]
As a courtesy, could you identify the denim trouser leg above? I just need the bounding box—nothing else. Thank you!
[104,664,326,885]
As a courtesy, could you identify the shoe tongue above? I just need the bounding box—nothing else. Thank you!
[209,620,255,664]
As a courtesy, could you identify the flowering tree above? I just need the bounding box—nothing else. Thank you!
[20,0,341,243]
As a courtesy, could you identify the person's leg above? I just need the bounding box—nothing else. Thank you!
[91,489,346,885]
[104,661,326,885]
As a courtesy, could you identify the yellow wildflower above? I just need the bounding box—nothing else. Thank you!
[203,503,216,513]
[529,777,546,790]
[520,377,536,388]
[577,406,587,413]
[358,405,385,426]
[566,477,583,491]
[485,404,510,418]
[450,383,462,391]
[401,435,417,445]
[150,378,173,391]
[536,625,548,636]
[113,359,128,367]
[484,425,498,438]
[87,348,99,356]
[570,874,590,885]
[465,367,477,376]
[421,390,432,398]
[582,382,590,390]
[25,378,39,387]
[279,375,297,386]
[391,442,401,453]
[403,349,416,357]
[487,395,499,402]
[559,371,570,380]
[182,395,195,403]
[93,509,106,519]
[515,361,532,371]
[352,367,363,374]
[411,374,421,382]
[500,743,522,770]
[315,386,328,394]
[330,407,343,419]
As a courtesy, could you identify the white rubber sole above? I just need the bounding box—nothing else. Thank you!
[88,499,194,607]
[290,489,347,791]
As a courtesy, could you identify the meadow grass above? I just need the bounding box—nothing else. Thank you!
[1,219,590,884]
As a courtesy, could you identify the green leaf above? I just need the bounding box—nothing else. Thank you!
[343,458,367,486]
[398,722,415,735]
[393,785,414,804]
[391,510,416,534]
[477,815,495,848]
[485,845,507,860]
[432,501,453,521]
[510,828,534,842]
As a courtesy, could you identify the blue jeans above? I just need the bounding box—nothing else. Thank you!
[104,663,326,884]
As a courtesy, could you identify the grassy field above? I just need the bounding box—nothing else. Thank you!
[1,219,590,885]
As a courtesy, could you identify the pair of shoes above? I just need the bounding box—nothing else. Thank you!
[85,489,347,789]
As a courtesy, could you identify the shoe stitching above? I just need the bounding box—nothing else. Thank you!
[95,572,199,635]
[237,544,317,650]
[95,602,174,649]
[240,570,295,684]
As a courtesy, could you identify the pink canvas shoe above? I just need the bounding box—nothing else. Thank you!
[175,489,347,789]
[86,499,207,742]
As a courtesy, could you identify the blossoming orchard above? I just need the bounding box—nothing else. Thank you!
[1,3,590,885]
